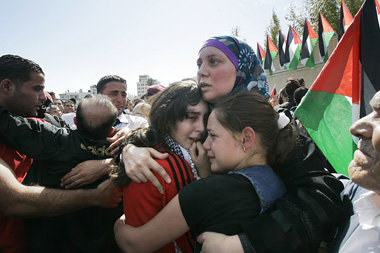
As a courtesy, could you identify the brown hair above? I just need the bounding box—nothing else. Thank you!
[213,91,295,169]
[110,80,206,187]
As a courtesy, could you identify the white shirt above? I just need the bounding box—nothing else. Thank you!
[61,112,76,130]
[339,191,380,253]
[114,113,148,131]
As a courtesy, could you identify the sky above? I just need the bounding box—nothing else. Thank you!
[0,0,302,96]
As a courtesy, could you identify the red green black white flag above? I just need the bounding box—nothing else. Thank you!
[278,30,287,69]
[284,26,302,70]
[318,12,335,63]
[264,35,278,75]
[300,18,318,69]
[338,0,354,40]
[295,0,380,176]
[270,85,277,100]
[257,42,266,66]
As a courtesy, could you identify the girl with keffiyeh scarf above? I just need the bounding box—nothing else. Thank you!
[110,80,209,253]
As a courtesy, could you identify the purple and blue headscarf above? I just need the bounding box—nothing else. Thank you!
[200,36,269,99]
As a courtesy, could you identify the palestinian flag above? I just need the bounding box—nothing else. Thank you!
[284,26,302,70]
[318,12,335,63]
[264,35,278,75]
[295,0,380,176]
[257,42,266,66]
[278,30,287,69]
[270,85,277,100]
[338,0,354,40]
[300,18,318,69]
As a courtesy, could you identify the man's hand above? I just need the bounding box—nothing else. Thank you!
[94,179,122,208]
[123,144,170,194]
[61,159,114,189]
[190,141,211,178]
[197,232,244,253]
[107,127,131,156]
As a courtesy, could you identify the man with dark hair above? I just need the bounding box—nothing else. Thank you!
[0,54,45,117]
[53,98,64,112]
[289,87,309,115]
[0,54,121,252]
[63,100,75,112]
[294,87,308,106]
[96,75,126,94]
[0,94,122,252]
[62,100,76,129]
[96,75,148,130]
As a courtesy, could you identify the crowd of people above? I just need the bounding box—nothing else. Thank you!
[0,35,379,253]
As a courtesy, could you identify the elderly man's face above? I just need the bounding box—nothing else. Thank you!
[349,91,380,193]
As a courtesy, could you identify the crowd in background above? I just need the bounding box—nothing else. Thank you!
[0,34,379,253]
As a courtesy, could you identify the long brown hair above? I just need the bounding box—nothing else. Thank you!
[213,91,295,169]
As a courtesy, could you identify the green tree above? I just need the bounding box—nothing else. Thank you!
[265,10,281,48]
[304,0,339,31]
[230,25,247,41]
[345,0,364,17]
[301,0,363,32]
[147,78,158,86]
[285,2,304,36]
[231,25,241,37]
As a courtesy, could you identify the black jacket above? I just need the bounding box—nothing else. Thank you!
[240,136,352,252]
[0,106,121,253]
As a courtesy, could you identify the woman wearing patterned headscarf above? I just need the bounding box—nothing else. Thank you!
[197,36,269,104]
[118,36,347,253]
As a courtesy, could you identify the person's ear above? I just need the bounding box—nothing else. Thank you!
[0,79,15,94]
[73,116,77,126]
[241,127,256,150]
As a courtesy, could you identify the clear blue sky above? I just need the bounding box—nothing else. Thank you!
[0,0,302,96]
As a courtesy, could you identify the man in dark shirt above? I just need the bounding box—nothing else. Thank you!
[0,54,121,252]
[0,95,123,252]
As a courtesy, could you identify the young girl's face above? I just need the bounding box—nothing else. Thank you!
[203,111,245,173]
[170,101,208,150]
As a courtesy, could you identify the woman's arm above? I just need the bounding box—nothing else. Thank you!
[121,144,171,194]
[197,232,245,253]
[114,195,189,252]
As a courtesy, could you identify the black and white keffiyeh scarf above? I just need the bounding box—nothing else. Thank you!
[164,134,200,180]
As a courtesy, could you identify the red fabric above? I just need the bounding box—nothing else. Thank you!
[309,5,361,103]
[0,143,33,183]
[0,142,32,253]
[122,151,195,253]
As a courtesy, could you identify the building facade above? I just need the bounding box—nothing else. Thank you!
[136,75,150,97]
[59,89,92,103]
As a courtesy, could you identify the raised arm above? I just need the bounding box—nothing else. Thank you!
[114,195,189,252]
[0,106,67,159]
[0,159,122,217]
